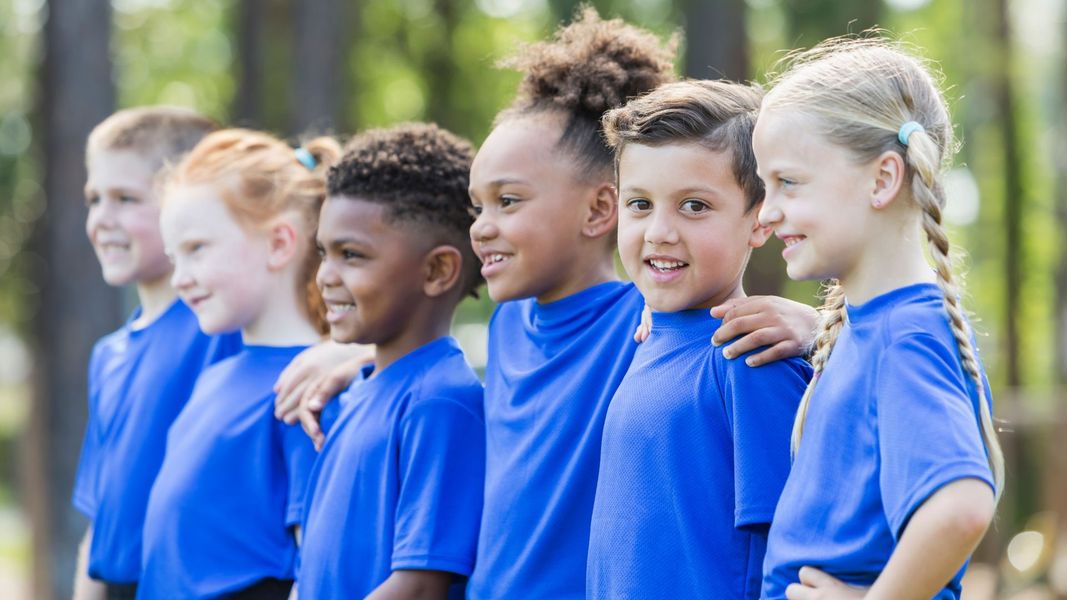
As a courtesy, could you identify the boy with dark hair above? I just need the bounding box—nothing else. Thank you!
[297,123,485,600]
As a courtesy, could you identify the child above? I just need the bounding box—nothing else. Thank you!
[137,129,340,599]
[73,107,243,600]
[465,9,819,599]
[296,123,485,599]
[753,39,1004,599]
[587,80,812,599]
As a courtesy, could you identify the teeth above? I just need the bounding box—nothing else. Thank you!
[649,258,686,270]
[328,304,355,314]
[485,254,508,264]
[784,237,803,247]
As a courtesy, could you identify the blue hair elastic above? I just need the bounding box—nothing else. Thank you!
[294,147,317,170]
[897,121,925,147]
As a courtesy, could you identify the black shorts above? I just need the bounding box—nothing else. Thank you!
[227,578,294,600]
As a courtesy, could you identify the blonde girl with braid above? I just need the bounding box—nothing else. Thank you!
[753,39,1003,600]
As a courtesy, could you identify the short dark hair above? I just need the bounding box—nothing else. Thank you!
[602,79,765,211]
[327,122,482,298]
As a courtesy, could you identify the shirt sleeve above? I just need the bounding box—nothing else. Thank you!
[876,333,994,538]
[392,397,486,576]
[72,346,104,518]
[279,418,319,527]
[722,353,812,528]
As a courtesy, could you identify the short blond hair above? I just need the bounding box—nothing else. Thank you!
[87,106,218,172]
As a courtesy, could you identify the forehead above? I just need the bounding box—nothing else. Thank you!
[470,114,567,185]
[318,195,423,245]
[619,142,743,194]
[86,148,159,191]
[161,184,239,234]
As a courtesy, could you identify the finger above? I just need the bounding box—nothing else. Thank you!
[633,323,650,343]
[711,314,767,346]
[709,297,746,319]
[798,566,835,588]
[299,406,323,441]
[720,328,782,360]
[785,582,814,600]
[743,340,803,367]
[275,379,310,421]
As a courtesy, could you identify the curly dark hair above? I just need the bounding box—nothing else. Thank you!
[498,6,678,181]
[327,122,482,298]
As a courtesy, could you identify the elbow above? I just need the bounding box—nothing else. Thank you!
[944,480,996,544]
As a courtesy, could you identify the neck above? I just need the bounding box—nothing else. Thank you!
[693,278,746,311]
[243,273,322,346]
[133,275,178,329]
[372,299,455,376]
[536,245,619,304]
[840,219,935,305]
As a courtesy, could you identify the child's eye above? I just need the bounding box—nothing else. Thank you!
[118,194,138,204]
[316,245,326,258]
[85,194,100,207]
[778,177,797,188]
[342,249,366,261]
[680,199,709,214]
[626,198,651,212]
[499,195,520,208]
[469,204,483,216]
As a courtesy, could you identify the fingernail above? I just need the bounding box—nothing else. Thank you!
[722,349,733,358]
[745,357,756,366]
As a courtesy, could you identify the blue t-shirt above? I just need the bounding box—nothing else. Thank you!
[467,281,644,600]
[72,300,241,583]
[138,344,317,599]
[762,283,995,599]
[588,310,811,599]
[297,337,485,599]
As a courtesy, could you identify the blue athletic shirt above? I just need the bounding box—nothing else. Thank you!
[297,337,485,599]
[467,281,644,600]
[138,344,316,599]
[72,300,241,584]
[762,283,995,600]
[588,310,811,599]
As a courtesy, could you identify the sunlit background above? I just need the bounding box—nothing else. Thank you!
[1,0,1065,598]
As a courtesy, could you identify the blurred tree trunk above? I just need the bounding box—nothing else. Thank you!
[231,0,292,132]
[785,0,882,44]
[992,0,1022,388]
[290,0,350,135]
[30,1,121,598]
[424,0,460,130]
[1055,9,1067,389]
[231,0,264,127]
[682,0,747,81]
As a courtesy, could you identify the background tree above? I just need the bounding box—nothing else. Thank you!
[29,1,120,598]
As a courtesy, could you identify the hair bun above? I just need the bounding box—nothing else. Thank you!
[502,7,677,116]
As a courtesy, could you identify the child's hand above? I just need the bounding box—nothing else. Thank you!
[274,341,373,424]
[297,355,372,450]
[785,567,868,599]
[710,296,818,366]
[633,304,653,343]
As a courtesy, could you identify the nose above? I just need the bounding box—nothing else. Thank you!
[644,208,678,246]
[170,257,193,291]
[316,257,340,290]
[470,210,498,244]
[87,197,118,232]
[758,194,783,228]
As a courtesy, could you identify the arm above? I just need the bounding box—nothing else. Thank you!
[711,296,818,366]
[295,354,371,450]
[363,570,453,600]
[73,527,106,600]
[274,340,374,424]
[785,478,995,600]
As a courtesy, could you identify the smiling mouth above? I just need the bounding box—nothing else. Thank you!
[646,258,688,272]
[326,303,355,315]
[482,253,510,265]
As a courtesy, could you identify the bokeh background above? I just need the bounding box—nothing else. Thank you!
[0,0,1064,598]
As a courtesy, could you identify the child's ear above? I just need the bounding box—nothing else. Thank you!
[747,205,773,248]
[266,219,300,270]
[423,245,463,298]
[581,182,618,239]
[871,150,907,210]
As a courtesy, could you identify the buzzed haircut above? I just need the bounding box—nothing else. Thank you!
[87,106,218,171]
[327,122,482,298]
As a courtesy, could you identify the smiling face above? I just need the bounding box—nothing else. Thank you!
[315,196,430,345]
[84,149,172,287]
[160,184,273,334]
[468,113,609,304]
[753,109,877,283]
[617,142,767,312]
